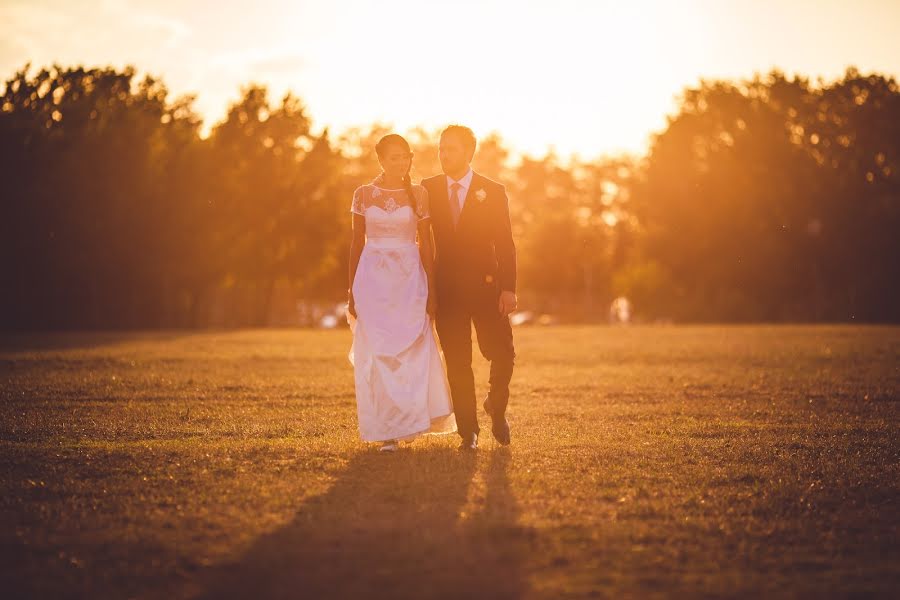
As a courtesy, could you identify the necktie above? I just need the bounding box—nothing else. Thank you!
[449,182,462,228]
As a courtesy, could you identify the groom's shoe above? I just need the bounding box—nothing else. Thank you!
[484,396,511,446]
[491,416,511,446]
[458,432,478,452]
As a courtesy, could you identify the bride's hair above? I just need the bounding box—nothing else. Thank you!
[375,134,419,215]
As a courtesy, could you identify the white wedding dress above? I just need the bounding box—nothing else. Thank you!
[348,184,457,442]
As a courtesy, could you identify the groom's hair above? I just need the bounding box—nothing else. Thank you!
[441,125,477,155]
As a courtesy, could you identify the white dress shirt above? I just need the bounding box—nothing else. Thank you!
[446,168,474,213]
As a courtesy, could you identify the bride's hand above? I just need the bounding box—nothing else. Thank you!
[347,292,357,318]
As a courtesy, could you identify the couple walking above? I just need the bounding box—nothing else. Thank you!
[348,125,517,452]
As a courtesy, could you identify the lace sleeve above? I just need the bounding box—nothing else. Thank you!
[351,186,366,215]
[414,185,430,220]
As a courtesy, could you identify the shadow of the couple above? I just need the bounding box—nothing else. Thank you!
[196,446,530,600]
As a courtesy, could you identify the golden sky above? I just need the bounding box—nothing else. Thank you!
[2,0,899,159]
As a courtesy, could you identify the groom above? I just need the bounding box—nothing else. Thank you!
[422,125,518,451]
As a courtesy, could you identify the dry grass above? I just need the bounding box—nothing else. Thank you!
[1,325,898,599]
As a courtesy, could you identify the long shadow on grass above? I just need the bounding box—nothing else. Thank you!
[196,446,530,599]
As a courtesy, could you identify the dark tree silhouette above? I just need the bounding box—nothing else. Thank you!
[1,64,897,329]
[628,69,899,321]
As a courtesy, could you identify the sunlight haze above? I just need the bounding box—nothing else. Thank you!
[2,0,899,158]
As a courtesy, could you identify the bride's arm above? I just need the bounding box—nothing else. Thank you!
[348,213,366,317]
[417,218,437,318]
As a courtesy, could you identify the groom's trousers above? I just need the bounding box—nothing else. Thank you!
[435,299,515,439]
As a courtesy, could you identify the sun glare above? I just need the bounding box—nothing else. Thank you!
[217,0,714,158]
[2,0,899,157]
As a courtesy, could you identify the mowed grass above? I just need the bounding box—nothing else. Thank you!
[1,325,898,599]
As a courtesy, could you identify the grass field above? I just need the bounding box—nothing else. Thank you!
[1,325,898,599]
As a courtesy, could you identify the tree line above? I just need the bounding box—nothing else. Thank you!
[1,64,897,329]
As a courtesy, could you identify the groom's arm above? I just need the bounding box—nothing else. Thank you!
[494,185,517,294]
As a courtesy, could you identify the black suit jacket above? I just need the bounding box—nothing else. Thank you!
[421,171,517,305]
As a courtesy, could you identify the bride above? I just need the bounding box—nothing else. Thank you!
[347,134,457,451]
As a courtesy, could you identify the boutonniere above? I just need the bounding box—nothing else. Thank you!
[475,188,487,203]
